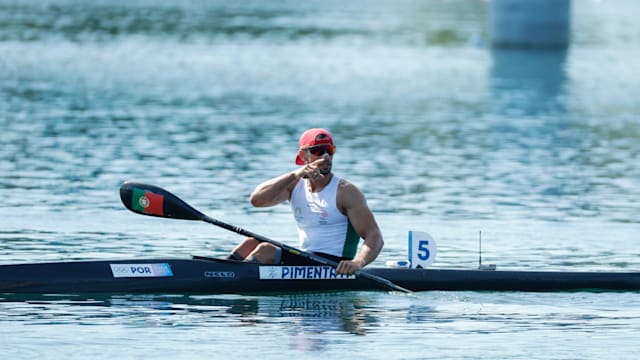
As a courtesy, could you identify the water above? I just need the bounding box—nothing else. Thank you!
[1,0,640,358]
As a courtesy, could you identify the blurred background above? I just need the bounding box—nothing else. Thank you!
[1,0,639,269]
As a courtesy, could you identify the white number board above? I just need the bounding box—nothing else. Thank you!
[408,231,437,268]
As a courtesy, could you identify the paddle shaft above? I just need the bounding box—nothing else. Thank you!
[200,215,412,293]
[119,181,412,293]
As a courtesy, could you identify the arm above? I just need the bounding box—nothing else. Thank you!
[336,181,384,275]
[249,171,300,207]
[249,158,328,207]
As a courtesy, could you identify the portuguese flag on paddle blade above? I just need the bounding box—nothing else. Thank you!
[131,187,164,216]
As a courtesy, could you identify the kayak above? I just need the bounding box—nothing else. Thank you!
[1,256,639,294]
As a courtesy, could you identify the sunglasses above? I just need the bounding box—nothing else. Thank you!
[306,144,335,156]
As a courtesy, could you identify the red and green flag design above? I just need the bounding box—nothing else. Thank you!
[131,188,164,216]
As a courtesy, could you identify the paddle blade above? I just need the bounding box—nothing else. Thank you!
[119,181,205,221]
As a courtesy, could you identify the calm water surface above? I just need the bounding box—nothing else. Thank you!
[1,0,640,359]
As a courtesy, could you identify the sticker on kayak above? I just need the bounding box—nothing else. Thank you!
[259,266,356,280]
[110,263,174,278]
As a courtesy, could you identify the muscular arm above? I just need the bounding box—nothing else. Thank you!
[336,181,384,274]
[249,158,328,207]
[249,171,300,207]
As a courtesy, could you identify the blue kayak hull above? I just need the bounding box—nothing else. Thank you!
[1,257,639,294]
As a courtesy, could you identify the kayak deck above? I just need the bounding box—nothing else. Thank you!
[1,256,639,294]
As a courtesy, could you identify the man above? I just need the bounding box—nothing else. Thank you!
[227,128,384,275]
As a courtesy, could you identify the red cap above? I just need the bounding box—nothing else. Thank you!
[295,128,335,165]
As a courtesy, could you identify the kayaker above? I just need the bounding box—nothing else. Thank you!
[226,128,384,275]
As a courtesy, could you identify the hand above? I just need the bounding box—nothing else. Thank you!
[298,158,327,180]
[336,259,363,275]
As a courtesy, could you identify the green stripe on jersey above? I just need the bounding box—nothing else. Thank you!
[341,221,360,259]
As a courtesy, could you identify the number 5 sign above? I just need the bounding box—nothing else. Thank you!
[408,231,437,268]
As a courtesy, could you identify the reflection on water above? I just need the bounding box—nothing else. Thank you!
[405,304,438,323]
[270,293,373,336]
[490,48,568,116]
[3,291,639,350]
[0,292,379,351]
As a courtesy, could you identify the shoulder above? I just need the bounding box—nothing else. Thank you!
[337,177,360,193]
[337,178,367,209]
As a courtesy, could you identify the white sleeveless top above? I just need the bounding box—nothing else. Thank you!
[290,175,360,258]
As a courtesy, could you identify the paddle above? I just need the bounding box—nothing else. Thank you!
[119,181,412,293]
